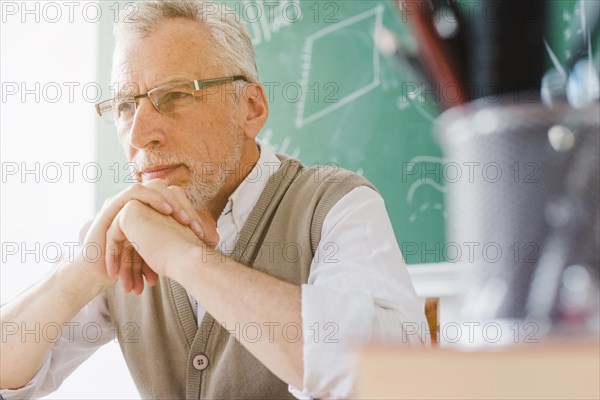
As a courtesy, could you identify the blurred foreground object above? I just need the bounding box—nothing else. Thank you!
[436,95,599,343]
[356,340,599,399]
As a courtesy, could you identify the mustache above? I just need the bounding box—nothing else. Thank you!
[133,151,192,181]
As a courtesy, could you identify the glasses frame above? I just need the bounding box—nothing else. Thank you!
[95,75,248,124]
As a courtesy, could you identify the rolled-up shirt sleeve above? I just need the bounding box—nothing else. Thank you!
[0,292,114,399]
[289,186,428,399]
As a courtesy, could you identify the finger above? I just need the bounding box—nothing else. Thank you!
[106,240,120,278]
[105,214,128,277]
[106,179,179,218]
[105,211,133,292]
[167,186,219,246]
[166,185,204,235]
[142,261,159,287]
[130,246,144,295]
[167,185,220,245]
[196,212,220,247]
[119,183,175,215]
[119,243,134,294]
[144,180,194,226]
[189,209,220,247]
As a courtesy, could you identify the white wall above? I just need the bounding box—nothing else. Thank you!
[1,1,138,398]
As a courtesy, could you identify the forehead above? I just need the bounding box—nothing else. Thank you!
[112,18,221,92]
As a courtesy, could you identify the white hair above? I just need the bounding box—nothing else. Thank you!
[113,0,259,82]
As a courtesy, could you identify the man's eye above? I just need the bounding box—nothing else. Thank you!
[169,92,190,100]
[163,91,192,103]
[116,101,135,116]
[157,91,193,113]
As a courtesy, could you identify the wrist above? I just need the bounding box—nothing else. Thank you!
[168,242,217,285]
[54,257,114,304]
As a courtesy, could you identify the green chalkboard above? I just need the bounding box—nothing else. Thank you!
[241,1,445,264]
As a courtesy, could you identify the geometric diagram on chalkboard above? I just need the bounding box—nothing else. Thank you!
[296,5,384,128]
[404,155,446,223]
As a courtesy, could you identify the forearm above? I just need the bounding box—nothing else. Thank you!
[114,201,304,386]
[0,259,109,389]
[172,246,304,389]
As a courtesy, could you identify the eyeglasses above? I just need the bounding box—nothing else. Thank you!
[95,75,248,127]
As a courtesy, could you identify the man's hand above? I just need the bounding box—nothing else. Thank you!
[105,199,210,282]
[79,179,218,294]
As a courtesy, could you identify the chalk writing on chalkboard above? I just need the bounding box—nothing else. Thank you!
[404,156,446,224]
[296,5,384,128]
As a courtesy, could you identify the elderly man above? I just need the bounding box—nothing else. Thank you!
[0,1,426,399]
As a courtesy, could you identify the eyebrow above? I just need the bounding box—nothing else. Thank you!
[114,85,139,100]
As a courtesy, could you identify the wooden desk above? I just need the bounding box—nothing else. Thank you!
[356,341,599,399]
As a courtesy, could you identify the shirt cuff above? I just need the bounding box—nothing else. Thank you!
[0,351,52,399]
[288,384,312,400]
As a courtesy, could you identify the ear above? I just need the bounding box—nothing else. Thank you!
[241,83,269,140]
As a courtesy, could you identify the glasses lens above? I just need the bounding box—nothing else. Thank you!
[151,83,196,114]
[114,98,137,126]
[96,101,116,125]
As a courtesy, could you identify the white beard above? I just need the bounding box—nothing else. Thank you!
[134,134,245,210]
[182,136,245,209]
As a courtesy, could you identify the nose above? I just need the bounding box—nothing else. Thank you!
[126,97,168,151]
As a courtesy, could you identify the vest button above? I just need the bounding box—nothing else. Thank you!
[192,354,209,371]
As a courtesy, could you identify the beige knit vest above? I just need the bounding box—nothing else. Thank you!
[106,154,376,399]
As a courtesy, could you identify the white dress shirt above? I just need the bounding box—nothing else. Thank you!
[1,141,427,399]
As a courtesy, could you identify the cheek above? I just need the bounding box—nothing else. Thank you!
[117,132,133,160]
[172,119,220,162]
[182,108,240,146]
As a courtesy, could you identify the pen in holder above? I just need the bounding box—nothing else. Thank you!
[436,94,599,341]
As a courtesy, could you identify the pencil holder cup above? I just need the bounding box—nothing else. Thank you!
[435,94,599,339]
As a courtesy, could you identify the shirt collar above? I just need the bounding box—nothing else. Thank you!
[220,139,281,231]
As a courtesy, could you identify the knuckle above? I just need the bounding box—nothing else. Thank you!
[145,178,166,188]
[122,199,142,214]
[168,185,184,194]
[125,182,143,194]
